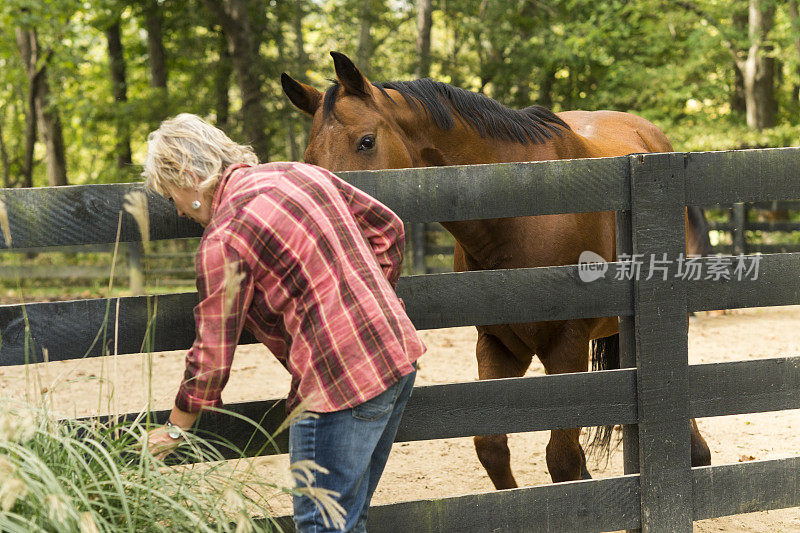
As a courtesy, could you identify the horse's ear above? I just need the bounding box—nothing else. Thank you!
[331,51,370,97]
[281,73,322,116]
[420,147,451,167]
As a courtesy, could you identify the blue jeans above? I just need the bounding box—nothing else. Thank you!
[289,368,416,533]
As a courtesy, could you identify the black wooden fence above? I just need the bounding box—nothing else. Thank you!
[1,148,800,531]
[708,200,800,255]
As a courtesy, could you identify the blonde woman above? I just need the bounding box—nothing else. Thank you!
[143,114,424,532]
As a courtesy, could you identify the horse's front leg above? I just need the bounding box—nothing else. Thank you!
[473,330,532,490]
[538,321,594,483]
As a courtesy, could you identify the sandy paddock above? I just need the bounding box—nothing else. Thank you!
[2,305,799,532]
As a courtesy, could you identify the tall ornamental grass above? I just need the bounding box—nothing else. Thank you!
[0,402,344,532]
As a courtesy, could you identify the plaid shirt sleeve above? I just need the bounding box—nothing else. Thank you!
[175,236,254,413]
[330,172,406,288]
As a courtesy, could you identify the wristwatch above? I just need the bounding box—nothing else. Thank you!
[164,420,183,440]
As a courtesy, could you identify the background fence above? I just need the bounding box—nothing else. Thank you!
[1,149,800,531]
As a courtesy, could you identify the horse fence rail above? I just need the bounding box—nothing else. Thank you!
[1,148,800,531]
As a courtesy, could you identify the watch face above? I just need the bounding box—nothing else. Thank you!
[168,429,181,439]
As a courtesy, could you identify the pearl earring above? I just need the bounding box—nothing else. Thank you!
[191,192,201,210]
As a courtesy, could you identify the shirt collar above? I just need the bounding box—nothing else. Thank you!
[212,163,253,218]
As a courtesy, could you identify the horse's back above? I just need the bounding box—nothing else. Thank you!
[557,110,673,156]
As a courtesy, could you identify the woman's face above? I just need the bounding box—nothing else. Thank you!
[165,185,212,227]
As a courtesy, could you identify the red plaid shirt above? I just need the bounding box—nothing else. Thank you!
[175,162,424,413]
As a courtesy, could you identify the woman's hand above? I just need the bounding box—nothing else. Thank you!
[147,426,184,461]
[144,406,200,460]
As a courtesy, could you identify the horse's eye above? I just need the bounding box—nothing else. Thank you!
[357,135,376,152]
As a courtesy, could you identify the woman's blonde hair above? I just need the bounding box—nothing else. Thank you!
[143,113,258,197]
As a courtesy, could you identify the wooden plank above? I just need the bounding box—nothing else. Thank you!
[0,265,129,280]
[0,158,630,249]
[81,369,637,460]
[398,265,632,330]
[0,266,633,364]
[686,253,800,312]
[711,244,800,255]
[629,152,693,531]
[731,203,747,255]
[0,293,263,365]
[690,357,800,418]
[73,355,799,461]
[693,457,800,520]
[686,147,800,205]
[0,184,203,249]
[395,369,637,441]
[708,221,800,232]
[339,156,630,223]
[267,475,641,533]
[749,200,800,211]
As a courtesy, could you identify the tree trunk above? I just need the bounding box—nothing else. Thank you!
[732,63,747,115]
[742,0,776,130]
[274,17,299,160]
[202,0,270,161]
[789,1,800,108]
[292,6,311,148]
[0,119,11,188]
[144,0,168,89]
[414,0,434,79]
[16,27,67,187]
[34,65,68,186]
[213,27,232,130]
[16,32,37,188]
[105,20,133,168]
[357,0,373,76]
[728,8,747,115]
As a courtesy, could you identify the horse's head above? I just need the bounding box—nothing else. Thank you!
[281,52,447,172]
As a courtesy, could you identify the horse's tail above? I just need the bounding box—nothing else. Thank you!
[584,333,621,463]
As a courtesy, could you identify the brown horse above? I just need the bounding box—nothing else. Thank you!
[281,51,711,488]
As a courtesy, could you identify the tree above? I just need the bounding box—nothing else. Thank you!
[142,0,167,90]
[15,25,67,186]
[415,0,434,79]
[675,0,777,129]
[105,18,133,168]
[201,0,271,161]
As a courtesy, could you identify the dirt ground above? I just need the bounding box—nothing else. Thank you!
[2,305,800,532]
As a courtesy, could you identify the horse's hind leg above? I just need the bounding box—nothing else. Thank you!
[473,331,531,490]
[691,418,711,466]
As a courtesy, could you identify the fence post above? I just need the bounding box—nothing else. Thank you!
[615,173,640,533]
[731,202,747,255]
[412,222,427,274]
[629,152,693,532]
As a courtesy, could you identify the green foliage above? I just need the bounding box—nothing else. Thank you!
[0,0,799,184]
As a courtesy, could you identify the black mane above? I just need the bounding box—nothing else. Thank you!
[323,78,570,145]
